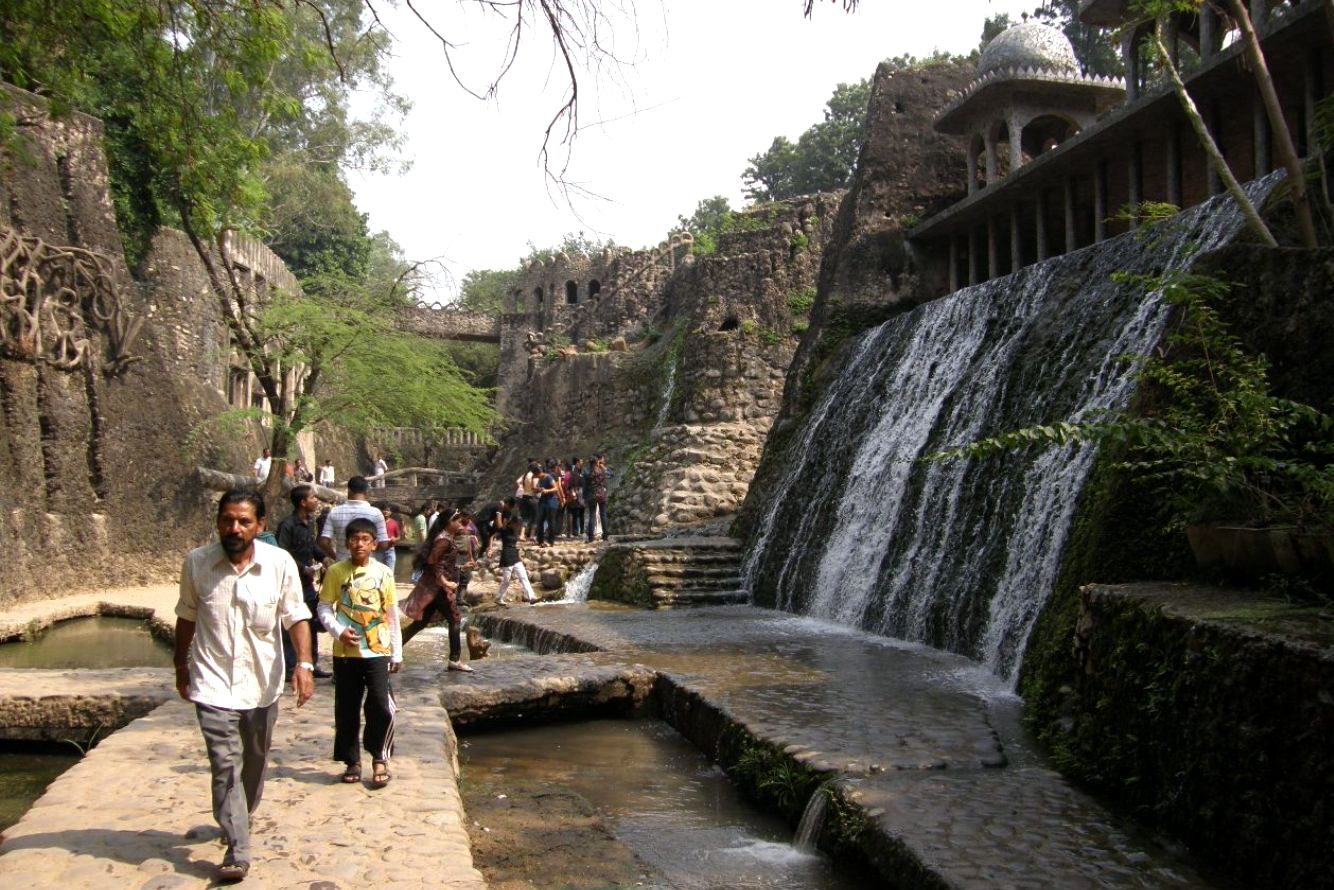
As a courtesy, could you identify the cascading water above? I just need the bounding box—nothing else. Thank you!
[654,358,678,432]
[557,560,598,603]
[743,182,1277,686]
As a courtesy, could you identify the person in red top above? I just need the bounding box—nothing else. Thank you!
[375,505,401,573]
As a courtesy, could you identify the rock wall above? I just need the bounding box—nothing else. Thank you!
[0,86,356,603]
[1048,584,1333,890]
[478,197,839,533]
[736,62,977,540]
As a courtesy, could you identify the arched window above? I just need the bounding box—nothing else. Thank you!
[719,316,740,332]
[1021,115,1078,161]
[534,286,544,306]
[565,280,578,304]
[588,279,601,299]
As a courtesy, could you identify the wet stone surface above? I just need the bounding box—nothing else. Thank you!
[468,603,1219,889]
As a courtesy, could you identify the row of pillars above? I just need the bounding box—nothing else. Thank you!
[948,42,1323,291]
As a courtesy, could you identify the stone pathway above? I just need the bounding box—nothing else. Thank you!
[0,586,484,890]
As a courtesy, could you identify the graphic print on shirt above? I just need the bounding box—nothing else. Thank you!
[337,568,394,656]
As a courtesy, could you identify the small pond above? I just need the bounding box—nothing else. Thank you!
[0,616,173,669]
[459,717,875,889]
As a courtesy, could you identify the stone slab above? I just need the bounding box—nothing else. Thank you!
[0,585,484,890]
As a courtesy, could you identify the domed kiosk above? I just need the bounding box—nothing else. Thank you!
[935,22,1124,194]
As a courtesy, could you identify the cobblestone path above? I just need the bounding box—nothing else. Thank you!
[0,585,484,889]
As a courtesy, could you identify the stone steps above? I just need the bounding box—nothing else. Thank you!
[647,575,743,594]
[643,563,741,579]
[651,588,749,607]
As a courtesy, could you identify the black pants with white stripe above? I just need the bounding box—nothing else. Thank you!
[332,656,395,764]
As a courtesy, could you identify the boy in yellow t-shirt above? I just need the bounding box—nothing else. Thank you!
[317,517,401,787]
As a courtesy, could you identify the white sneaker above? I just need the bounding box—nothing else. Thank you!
[448,660,474,673]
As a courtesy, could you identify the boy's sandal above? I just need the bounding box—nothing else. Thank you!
[371,761,392,788]
[341,762,362,783]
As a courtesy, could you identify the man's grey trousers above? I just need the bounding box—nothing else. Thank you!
[195,701,278,865]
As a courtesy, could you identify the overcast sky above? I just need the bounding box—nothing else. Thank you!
[348,1,1039,302]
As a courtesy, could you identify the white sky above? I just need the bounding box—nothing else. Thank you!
[348,1,1039,302]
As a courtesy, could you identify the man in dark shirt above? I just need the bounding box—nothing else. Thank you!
[277,485,332,678]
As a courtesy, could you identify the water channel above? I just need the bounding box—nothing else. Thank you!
[458,717,876,890]
[0,616,173,832]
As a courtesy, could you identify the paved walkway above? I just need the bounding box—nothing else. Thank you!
[0,586,484,890]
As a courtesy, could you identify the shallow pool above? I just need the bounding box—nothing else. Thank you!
[0,616,172,669]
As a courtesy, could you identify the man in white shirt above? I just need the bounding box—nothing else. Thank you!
[318,460,335,487]
[252,448,272,482]
[318,475,390,562]
[175,490,314,883]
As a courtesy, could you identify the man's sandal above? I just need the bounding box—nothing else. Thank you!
[341,762,361,784]
[371,760,392,788]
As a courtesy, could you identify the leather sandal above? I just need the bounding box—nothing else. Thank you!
[371,760,392,788]
[341,762,361,783]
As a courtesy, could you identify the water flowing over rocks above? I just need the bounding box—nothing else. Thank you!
[742,179,1281,684]
[464,603,1219,889]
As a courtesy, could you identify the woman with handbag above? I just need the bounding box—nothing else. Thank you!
[399,511,473,672]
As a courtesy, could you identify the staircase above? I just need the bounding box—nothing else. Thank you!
[591,537,748,608]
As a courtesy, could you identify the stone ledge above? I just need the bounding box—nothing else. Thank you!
[0,668,174,742]
[1063,583,1334,890]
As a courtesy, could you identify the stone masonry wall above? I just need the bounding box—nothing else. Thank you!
[738,62,974,539]
[479,197,837,533]
[0,85,354,602]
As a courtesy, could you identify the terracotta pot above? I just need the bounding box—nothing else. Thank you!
[1185,524,1334,580]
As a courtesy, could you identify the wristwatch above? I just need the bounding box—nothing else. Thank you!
[296,661,315,672]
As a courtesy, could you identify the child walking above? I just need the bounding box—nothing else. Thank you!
[317,517,402,787]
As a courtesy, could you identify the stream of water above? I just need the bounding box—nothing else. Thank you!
[459,718,875,889]
[743,183,1276,685]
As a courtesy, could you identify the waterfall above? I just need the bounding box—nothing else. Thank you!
[792,786,829,853]
[743,181,1277,686]
[559,560,598,603]
[654,358,677,432]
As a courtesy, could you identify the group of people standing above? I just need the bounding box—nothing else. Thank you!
[513,454,610,546]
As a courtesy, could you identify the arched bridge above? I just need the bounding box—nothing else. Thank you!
[398,307,500,344]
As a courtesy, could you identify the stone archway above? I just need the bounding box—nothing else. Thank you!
[565,280,578,304]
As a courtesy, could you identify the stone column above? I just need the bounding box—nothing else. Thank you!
[1306,49,1324,156]
[985,132,998,186]
[967,138,979,195]
[1254,86,1272,177]
[987,215,999,280]
[1036,191,1049,262]
[949,237,959,293]
[1167,125,1183,207]
[1064,177,1077,253]
[1123,33,1140,103]
[1128,144,1142,230]
[1009,114,1024,175]
[1094,161,1107,243]
[1010,205,1022,272]
[1200,4,1217,61]
[968,226,980,287]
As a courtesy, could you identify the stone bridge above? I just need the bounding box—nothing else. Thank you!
[398,307,500,343]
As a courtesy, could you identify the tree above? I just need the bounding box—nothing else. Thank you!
[457,269,517,316]
[742,80,871,203]
[1132,0,1316,248]
[1031,1,1122,77]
